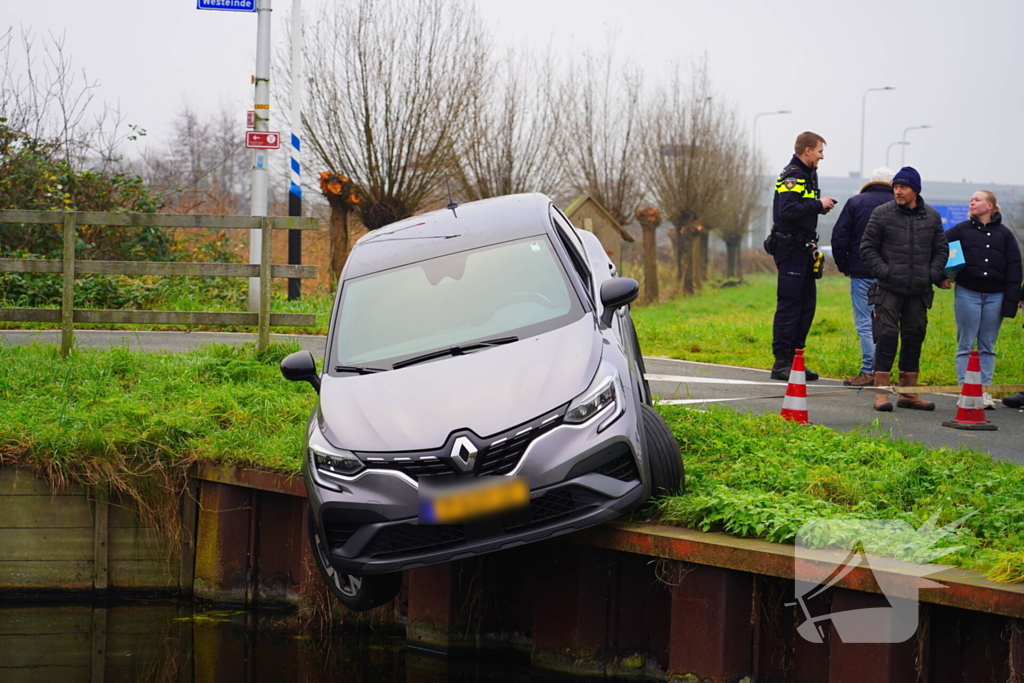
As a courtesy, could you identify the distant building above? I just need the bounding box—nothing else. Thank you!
[564,193,635,273]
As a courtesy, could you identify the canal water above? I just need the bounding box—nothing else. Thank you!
[0,602,599,682]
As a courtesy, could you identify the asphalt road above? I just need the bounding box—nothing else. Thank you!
[4,329,1022,464]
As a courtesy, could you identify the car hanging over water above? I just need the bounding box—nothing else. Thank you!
[281,193,683,611]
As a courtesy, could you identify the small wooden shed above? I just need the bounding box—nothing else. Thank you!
[563,193,635,273]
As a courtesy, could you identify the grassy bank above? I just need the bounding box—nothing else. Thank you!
[1,343,1020,583]
[632,274,1024,387]
[652,405,1024,583]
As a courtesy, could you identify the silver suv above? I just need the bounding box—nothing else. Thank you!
[282,193,682,611]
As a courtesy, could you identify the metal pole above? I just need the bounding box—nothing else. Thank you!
[859,87,895,180]
[886,141,908,169]
[901,125,932,167]
[249,0,272,313]
[751,110,791,152]
[287,0,303,300]
[750,110,790,248]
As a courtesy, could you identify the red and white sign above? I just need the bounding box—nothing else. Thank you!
[246,111,255,129]
[245,131,281,149]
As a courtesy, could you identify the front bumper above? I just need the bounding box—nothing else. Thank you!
[306,408,647,575]
[319,473,644,575]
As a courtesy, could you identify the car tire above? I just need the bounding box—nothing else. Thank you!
[306,508,402,612]
[641,404,684,497]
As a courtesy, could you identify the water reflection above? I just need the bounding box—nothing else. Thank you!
[0,602,593,682]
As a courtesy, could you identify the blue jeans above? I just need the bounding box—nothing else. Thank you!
[850,278,874,374]
[954,285,1004,385]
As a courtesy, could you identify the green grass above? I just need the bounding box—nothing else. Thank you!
[650,406,1024,583]
[632,273,1024,388]
[2,342,1021,583]
[0,342,313,475]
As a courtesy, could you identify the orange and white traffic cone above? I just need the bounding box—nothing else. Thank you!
[942,350,997,431]
[780,349,811,425]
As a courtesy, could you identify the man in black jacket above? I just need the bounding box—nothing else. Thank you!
[860,167,950,411]
[831,168,894,387]
[767,131,836,381]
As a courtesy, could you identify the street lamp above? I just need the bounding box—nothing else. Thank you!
[750,110,791,250]
[860,86,896,180]
[752,110,792,151]
[886,141,909,169]
[900,125,932,166]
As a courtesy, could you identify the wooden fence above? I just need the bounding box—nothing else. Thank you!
[0,210,319,354]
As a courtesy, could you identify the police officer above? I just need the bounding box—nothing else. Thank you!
[765,131,836,381]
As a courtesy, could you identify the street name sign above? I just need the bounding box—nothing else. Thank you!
[196,0,257,12]
[246,131,281,150]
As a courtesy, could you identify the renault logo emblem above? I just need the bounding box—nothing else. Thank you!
[449,436,478,473]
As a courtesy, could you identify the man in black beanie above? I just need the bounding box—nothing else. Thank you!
[860,166,950,411]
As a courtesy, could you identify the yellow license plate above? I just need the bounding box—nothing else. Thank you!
[420,477,529,525]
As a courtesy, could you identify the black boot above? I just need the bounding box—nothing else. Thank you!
[1002,392,1024,409]
[770,357,792,381]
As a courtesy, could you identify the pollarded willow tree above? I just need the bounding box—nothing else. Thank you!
[643,58,740,293]
[709,144,765,281]
[302,0,488,230]
[561,49,646,227]
[453,45,565,201]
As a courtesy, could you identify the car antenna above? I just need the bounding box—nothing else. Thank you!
[445,174,458,218]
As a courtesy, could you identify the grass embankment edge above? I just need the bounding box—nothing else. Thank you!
[1,342,1020,583]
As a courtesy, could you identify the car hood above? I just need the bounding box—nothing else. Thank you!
[318,316,602,452]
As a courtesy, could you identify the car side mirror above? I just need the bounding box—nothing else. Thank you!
[281,350,321,393]
[599,277,640,327]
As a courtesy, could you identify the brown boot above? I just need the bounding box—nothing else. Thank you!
[844,371,874,387]
[873,371,893,411]
[896,371,935,411]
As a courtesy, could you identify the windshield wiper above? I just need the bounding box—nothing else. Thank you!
[392,336,519,370]
[334,365,387,375]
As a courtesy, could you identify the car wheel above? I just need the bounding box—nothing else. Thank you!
[641,404,684,497]
[306,508,402,612]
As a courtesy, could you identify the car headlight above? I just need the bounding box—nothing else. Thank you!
[565,363,625,432]
[309,443,365,478]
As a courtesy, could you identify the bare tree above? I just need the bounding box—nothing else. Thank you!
[0,27,129,172]
[302,0,488,231]
[634,207,662,303]
[453,45,564,201]
[138,105,250,214]
[561,49,645,226]
[643,58,739,293]
[708,144,764,280]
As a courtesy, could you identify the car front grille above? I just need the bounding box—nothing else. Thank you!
[362,485,605,558]
[359,410,564,480]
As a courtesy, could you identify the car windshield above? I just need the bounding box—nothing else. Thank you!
[333,236,584,368]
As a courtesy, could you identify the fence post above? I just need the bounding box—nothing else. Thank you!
[258,217,272,351]
[61,212,76,357]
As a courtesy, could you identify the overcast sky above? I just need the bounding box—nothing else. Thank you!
[5,0,1023,189]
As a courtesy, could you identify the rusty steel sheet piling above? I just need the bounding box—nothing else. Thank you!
[5,464,1024,681]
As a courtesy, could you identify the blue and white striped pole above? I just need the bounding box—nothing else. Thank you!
[286,0,303,300]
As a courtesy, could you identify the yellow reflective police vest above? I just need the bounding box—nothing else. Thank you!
[775,170,817,200]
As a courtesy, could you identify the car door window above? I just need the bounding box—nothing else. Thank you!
[550,209,593,302]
